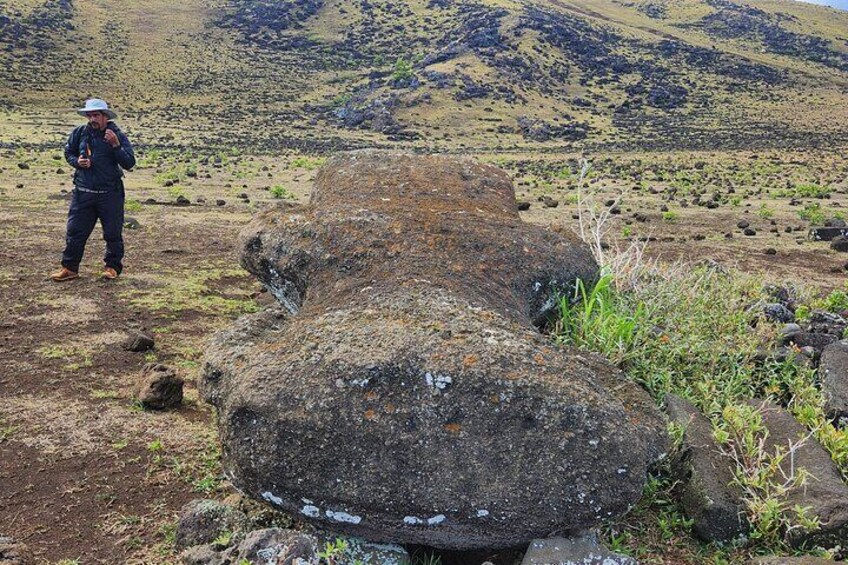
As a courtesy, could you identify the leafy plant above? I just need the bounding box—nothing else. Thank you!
[714,403,819,547]
[270,184,293,199]
[125,198,142,213]
[793,183,830,198]
[317,538,349,564]
[290,156,325,170]
[757,204,774,219]
[662,210,679,222]
[392,57,414,82]
[557,272,647,365]
[797,202,825,225]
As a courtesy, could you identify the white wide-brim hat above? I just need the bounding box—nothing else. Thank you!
[77,98,117,119]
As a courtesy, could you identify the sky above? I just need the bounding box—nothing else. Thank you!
[793,0,848,10]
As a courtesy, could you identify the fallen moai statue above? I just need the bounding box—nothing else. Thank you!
[201,151,666,550]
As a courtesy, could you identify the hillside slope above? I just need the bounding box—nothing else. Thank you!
[2,0,847,152]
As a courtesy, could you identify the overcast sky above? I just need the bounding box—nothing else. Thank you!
[793,0,848,10]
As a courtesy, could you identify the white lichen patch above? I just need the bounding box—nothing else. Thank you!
[301,505,320,518]
[426,514,446,526]
[403,516,424,525]
[262,491,284,506]
[424,372,452,390]
[475,509,489,518]
[325,509,362,524]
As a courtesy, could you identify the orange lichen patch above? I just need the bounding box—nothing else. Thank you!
[489,394,500,404]
[443,423,462,434]
[364,391,379,401]
[384,403,396,413]
[533,353,547,365]
[463,354,478,368]
[363,409,377,421]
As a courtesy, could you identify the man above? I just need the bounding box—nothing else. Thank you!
[51,98,135,282]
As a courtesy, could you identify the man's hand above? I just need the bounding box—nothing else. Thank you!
[104,129,120,148]
[78,157,91,168]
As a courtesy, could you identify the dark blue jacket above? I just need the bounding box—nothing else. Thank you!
[64,122,135,192]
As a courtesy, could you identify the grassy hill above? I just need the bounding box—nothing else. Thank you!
[2,0,848,153]
[0,0,848,151]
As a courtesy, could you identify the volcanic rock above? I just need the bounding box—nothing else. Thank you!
[136,363,184,410]
[752,400,848,550]
[818,341,848,420]
[666,395,749,542]
[201,151,666,550]
[521,532,635,565]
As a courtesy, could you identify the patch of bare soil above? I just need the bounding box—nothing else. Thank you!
[0,164,260,562]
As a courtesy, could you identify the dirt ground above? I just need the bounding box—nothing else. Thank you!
[1,146,846,564]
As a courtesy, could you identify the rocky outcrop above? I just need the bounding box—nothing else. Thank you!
[202,151,666,550]
[819,341,848,420]
[666,395,749,542]
[752,400,848,550]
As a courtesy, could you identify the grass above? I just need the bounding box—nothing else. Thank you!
[120,266,258,317]
[556,263,848,557]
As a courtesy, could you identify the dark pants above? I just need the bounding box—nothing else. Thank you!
[62,188,125,274]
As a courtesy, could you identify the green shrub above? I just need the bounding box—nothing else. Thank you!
[793,183,830,198]
[662,210,678,222]
[290,156,326,170]
[556,262,848,549]
[125,199,143,213]
[270,184,293,199]
[392,57,414,82]
[797,202,825,224]
[757,204,774,219]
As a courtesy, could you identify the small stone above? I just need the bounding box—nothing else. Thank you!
[136,363,184,410]
[516,201,531,211]
[124,217,141,230]
[764,248,777,255]
[737,220,750,229]
[521,533,635,565]
[175,499,249,551]
[122,331,154,352]
[830,235,848,252]
[743,228,756,236]
[216,199,226,206]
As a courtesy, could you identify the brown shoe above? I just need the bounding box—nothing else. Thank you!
[102,267,119,280]
[51,267,79,282]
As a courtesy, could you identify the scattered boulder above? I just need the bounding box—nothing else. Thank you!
[122,331,154,352]
[809,226,848,242]
[781,331,838,357]
[752,400,848,550]
[666,395,749,542]
[201,151,667,550]
[761,303,794,324]
[830,235,848,252]
[227,529,311,565]
[818,341,848,420]
[808,310,847,336]
[175,499,250,552]
[521,532,636,565]
[136,363,184,410]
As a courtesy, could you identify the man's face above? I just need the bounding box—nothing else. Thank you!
[86,111,108,130]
